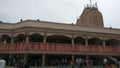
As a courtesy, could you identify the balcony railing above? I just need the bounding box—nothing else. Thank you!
[0,42,120,55]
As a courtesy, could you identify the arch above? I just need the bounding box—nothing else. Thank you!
[29,33,43,42]
[46,35,71,44]
[74,36,85,45]
[1,34,11,43]
[88,37,102,45]
[105,39,120,46]
[14,34,26,43]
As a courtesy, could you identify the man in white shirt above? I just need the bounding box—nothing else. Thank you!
[0,58,6,68]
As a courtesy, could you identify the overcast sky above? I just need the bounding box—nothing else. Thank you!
[0,0,120,28]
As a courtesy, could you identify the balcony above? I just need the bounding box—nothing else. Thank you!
[0,42,120,55]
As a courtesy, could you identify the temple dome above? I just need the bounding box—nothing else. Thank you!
[76,5,104,28]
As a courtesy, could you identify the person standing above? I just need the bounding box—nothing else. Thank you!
[111,64,115,68]
[85,58,89,68]
[0,58,6,68]
[69,60,74,68]
[115,60,119,68]
[103,58,108,68]
[75,58,79,68]
[78,58,82,68]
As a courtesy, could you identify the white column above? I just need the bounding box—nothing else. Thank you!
[25,32,29,50]
[85,36,88,59]
[72,55,74,62]
[11,36,14,46]
[103,38,106,57]
[9,54,12,65]
[71,35,74,45]
[43,33,47,43]
[42,54,45,66]
[24,54,27,64]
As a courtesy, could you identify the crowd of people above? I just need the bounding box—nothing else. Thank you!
[103,58,120,68]
[68,58,93,68]
[16,62,30,68]
[67,58,120,68]
[0,57,120,68]
[0,57,30,68]
[16,59,30,68]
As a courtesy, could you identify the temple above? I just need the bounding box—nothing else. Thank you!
[76,3,104,28]
[0,2,120,67]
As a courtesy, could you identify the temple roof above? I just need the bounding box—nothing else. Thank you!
[76,4,104,28]
[0,20,119,35]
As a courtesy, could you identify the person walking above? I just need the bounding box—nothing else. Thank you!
[115,60,119,68]
[111,64,115,68]
[0,58,6,68]
[85,58,89,68]
[103,58,108,68]
[69,60,74,68]
[75,58,79,68]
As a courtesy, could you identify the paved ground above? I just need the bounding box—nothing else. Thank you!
[6,66,103,68]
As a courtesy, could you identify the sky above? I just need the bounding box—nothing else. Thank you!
[0,0,120,28]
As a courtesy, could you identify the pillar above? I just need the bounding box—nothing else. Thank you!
[85,36,88,59]
[24,54,27,64]
[26,33,29,44]
[103,38,106,57]
[72,38,74,45]
[3,40,7,50]
[85,37,88,46]
[102,38,107,68]
[72,55,75,62]
[103,38,106,47]
[71,35,74,45]
[43,33,47,43]
[42,54,45,66]
[11,36,14,46]
[8,54,12,66]
[71,35,74,51]
[43,33,47,50]
[25,32,29,50]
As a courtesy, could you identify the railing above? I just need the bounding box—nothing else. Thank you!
[0,42,120,55]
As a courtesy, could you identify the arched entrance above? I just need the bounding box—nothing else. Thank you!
[88,37,102,45]
[105,39,120,46]
[74,36,85,45]
[29,33,43,42]
[1,34,11,43]
[14,34,26,43]
[46,35,71,44]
